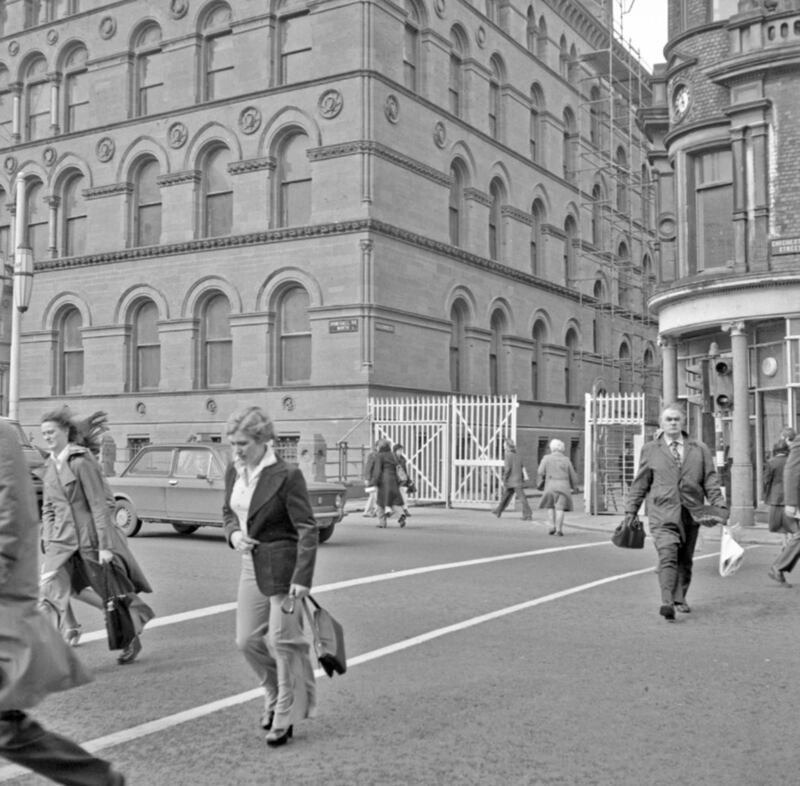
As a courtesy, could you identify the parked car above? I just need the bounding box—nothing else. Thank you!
[108,442,346,542]
[0,416,45,513]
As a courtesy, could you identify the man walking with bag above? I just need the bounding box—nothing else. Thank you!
[0,420,126,784]
[623,404,728,621]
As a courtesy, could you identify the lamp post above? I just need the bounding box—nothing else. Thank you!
[8,246,33,420]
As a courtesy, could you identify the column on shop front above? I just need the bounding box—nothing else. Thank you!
[729,321,754,526]
[660,335,678,405]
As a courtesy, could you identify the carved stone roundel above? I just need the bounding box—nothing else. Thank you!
[434,121,446,148]
[318,89,343,119]
[46,29,59,46]
[170,0,189,19]
[7,41,19,57]
[42,146,57,166]
[168,121,188,149]
[99,16,117,40]
[96,137,115,163]
[239,106,262,135]
[385,94,399,124]
[434,0,446,18]
[4,156,17,174]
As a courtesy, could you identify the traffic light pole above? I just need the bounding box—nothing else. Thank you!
[728,322,754,526]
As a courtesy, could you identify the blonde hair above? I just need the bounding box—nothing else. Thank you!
[225,406,275,443]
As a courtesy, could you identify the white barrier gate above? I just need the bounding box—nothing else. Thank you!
[369,395,518,508]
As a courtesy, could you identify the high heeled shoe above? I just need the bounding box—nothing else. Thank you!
[261,710,275,731]
[266,725,293,747]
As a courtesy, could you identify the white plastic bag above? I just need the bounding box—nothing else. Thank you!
[719,525,744,577]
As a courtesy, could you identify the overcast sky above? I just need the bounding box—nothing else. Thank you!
[616,0,669,68]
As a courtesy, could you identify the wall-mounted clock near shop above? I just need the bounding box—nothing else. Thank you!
[672,84,691,121]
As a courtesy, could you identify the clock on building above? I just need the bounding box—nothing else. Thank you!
[672,84,691,121]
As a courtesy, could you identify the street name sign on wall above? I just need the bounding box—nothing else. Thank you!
[328,318,359,333]
[770,237,800,256]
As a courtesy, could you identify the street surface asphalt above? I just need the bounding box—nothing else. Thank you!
[0,496,795,786]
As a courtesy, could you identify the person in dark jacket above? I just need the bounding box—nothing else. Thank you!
[770,430,800,585]
[39,408,153,665]
[624,404,727,621]
[493,438,532,520]
[393,443,412,519]
[0,420,126,785]
[370,439,406,528]
[222,406,318,747]
[762,430,794,542]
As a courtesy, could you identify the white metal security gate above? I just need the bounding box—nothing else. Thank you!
[368,395,518,508]
[584,392,646,515]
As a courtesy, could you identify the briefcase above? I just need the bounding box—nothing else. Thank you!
[611,514,646,549]
[304,595,346,678]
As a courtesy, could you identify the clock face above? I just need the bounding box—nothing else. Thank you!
[673,85,690,119]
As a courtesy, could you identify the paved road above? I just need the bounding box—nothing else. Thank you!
[2,507,796,786]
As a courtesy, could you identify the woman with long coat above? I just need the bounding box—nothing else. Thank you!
[0,420,126,784]
[763,435,792,541]
[370,439,406,528]
[537,439,579,536]
[39,408,153,665]
[222,406,318,747]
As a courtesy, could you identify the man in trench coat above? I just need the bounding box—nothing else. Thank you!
[0,420,125,785]
[624,404,728,621]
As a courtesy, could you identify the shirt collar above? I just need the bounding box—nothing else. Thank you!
[664,434,684,447]
[235,446,277,483]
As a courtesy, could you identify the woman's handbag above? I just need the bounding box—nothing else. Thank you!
[611,513,646,549]
[101,561,137,650]
[719,525,744,577]
[303,594,346,678]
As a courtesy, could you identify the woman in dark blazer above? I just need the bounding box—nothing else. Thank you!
[222,406,318,747]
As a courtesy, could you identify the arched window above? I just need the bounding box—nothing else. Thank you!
[563,215,577,286]
[24,55,49,141]
[200,145,232,237]
[564,328,578,404]
[532,319,546,399]
[450,300,467,392]
[403,0,420,92]
[199,293,231,387]
[488,179,503,260]
[277,131,311,228]
[619,341,632,392]
[201,3,234,100]
[529,83,542,162]
[279,6,311,85]
[50,1,78,21]
[617,241,629,308]
[133,23,163,117]
[132,157,161,246]
[489,309,506,395]
[591,184,602,247]
[0,188,10,260]
[559,35,568,77]
[568,44,578,80]
[530,198,544,275]
[615,146,628,212]
[26,180,48,260]
[57,306,83,394]
[642,253,654,306]
[62,172,86,256]
[488,55,503,140]
[526,6,537,52]
[562,108,576,181]
[593,275,606,302]
[277,285,311,384]
[537,16,548,60]
[132,300,160,391]
[590,85,601,147]
[449,159,466,247]
[63,44,88,132]
[0,65,11,142]
[448,28,466,117]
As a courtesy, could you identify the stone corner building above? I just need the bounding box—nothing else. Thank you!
[0,0,658,482]
[643,0,800,525]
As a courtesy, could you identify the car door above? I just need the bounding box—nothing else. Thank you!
[164,446,226,525]
[113,447,171,520]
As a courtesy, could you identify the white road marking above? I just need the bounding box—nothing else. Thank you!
[0,547,727,780]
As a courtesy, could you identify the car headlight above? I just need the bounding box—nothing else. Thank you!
[334,494,343,509]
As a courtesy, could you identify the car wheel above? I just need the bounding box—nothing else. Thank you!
[318,522,335,543]
[114,499,141,537]
[172,524,200,535]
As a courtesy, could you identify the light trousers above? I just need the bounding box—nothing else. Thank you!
[234,557,316,730]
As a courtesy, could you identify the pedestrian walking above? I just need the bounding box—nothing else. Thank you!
[770,430,800,586]
[493,438,533,520]
[393,443,413,519]
[763,429,794,544]
[624,404,728,621]
[222,406,318,747]
[536,439,579,536]
[370,438,406,527]
[363,442,379,517]
[39,407,153,664]
[0,420,126,785]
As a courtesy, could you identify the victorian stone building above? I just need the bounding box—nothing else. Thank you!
[643,0,800,524]
[0,0,658,481]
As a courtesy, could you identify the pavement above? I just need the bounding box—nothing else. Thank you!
[343,493,785,547]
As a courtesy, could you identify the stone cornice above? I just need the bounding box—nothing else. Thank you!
[228,157,275,175]
[308,141,451,187]
[501,205,532,225]
[156,170,201,187]
[82,183,132,200]
[463,187,492,207]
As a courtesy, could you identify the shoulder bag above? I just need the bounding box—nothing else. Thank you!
[303,594,346,678]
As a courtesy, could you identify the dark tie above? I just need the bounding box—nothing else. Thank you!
[670,441,681,465]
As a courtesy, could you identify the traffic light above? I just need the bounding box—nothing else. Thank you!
[712,355,733,411]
